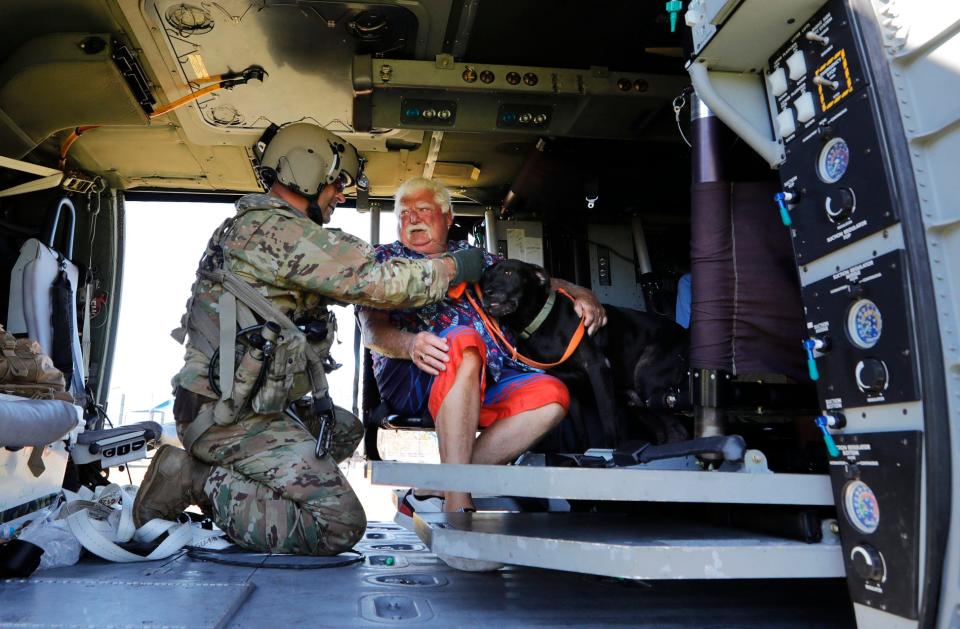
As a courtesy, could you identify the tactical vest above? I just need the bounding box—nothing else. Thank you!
[171,205,336,452]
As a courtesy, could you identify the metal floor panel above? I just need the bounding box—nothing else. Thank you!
[0,577,252,628]
[1,522,855,628]
[414,512,846,580]
[369,461,836,505]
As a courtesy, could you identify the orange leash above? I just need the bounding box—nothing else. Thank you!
[461,283,586,369]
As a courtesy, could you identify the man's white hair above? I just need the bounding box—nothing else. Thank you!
[393,177,452,215]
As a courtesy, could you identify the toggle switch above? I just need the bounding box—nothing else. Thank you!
[786,49,807,81]
[794,92,816,123]
[813,75,840,91]
[767,67,788,97]
[805,31,830,46]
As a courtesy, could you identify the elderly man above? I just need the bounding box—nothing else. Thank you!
[360,177,606,516]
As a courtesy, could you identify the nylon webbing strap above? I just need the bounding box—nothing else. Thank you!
[218,292,237,400]
[205,268,323,365]
[236,301,258,329]
[176,263,331,454]
[61,484,227,563]
[181,411,215,455]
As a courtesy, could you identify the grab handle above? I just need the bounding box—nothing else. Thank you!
[46,197,75,260]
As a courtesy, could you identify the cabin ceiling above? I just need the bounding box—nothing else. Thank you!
[0,0,688,205]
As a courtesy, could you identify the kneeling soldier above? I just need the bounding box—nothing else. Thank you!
[133,122,484,555]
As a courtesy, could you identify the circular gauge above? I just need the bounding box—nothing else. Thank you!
[817,137,851,183]
[844,480,880,534]
[846,298,883,349]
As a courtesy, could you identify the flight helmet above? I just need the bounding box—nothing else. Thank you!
[254,122,363,197]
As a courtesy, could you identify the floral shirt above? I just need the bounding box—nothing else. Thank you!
[364,239,537,382]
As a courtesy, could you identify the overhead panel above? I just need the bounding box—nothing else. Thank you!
[355,56,688,140]
[141,0,448,137]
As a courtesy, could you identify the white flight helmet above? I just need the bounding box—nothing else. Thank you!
[254,122,363,197]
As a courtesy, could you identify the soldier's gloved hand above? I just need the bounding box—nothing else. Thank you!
[445,248,485,284]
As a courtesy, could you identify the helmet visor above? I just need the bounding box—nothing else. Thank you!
[335,141,361,189]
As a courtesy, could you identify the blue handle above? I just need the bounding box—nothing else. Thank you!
[815,415,840,457]
[774,192,792,226]
[803,338,820,381]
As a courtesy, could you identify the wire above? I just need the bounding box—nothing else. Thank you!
[673,92,692,149]
[59,126,100,169]
[185,546,365,569]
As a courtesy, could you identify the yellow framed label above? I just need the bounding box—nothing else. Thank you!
[816,49,854,112]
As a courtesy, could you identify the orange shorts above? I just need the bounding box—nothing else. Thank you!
[426,326,570,427]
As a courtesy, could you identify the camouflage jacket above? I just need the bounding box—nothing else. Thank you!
[173,193,453,398]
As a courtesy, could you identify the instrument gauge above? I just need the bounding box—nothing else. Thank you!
[847,298,883,349]
[817,137,850,183]
[844,480,880,534]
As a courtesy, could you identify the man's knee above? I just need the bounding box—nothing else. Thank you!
[544,402,567,428]
[309,490,366,554]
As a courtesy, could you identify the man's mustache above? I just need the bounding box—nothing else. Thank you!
[404,224,432,239]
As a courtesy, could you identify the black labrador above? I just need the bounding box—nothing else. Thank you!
[480,259,689,447]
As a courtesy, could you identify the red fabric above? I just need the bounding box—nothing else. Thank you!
[427,327,569,427]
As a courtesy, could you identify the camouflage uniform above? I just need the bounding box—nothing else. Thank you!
[171,193,452,555]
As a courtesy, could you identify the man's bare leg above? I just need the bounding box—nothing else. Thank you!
[470,403,565,465]
[433,348,482,512]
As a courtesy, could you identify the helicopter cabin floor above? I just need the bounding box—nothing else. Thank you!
[0,520,856,628]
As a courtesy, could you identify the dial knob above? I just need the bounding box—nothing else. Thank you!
[855,358,888,393]
[825,188,856,223]
[850,544,885,582]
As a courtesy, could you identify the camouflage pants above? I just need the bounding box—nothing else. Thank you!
[177,395,366,556]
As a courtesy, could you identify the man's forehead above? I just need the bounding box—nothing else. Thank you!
[399,189,439,208]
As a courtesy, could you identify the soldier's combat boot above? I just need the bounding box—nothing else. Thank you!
[133,445,213,527]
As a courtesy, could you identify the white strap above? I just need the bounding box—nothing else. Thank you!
[60,484,228,563]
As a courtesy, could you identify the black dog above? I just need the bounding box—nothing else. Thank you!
[480,259,689,448]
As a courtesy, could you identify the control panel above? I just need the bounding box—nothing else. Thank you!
[587,225,643,310]
[759,0,925,621]
[767,3,898,263]
[829,432,922,619]
[72,422,161,468]
[356,57,688,140]
[801,250,919,409]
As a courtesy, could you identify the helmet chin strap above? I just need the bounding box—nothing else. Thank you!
[305,186,328,225]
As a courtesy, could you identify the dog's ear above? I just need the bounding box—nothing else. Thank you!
[533,265,550,287]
